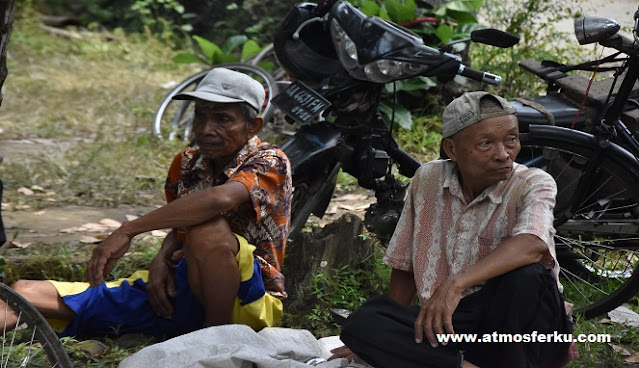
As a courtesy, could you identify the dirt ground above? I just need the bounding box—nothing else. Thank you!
[0,137,375,247]
[1,0,636,248]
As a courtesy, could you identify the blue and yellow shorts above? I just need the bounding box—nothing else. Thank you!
[47,234,283,338]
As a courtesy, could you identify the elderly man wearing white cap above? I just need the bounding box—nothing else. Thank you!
[330,92,572,368]
[1,68,293,339]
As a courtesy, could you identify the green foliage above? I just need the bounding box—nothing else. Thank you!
[35,0,194,45]
[470,0,587,98]
[394,113,443,162]
[172,34,270,67]
[297,245,390,337]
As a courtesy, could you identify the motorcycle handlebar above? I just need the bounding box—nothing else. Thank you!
[457,64,502,86]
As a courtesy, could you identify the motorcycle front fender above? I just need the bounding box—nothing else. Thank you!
[280,122,343,184]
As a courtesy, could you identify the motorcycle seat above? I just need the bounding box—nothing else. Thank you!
[511,95,587,131]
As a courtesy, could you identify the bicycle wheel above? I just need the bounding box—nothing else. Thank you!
[517,126,639,319]
[0,282,72,367]
[153,63,280,141]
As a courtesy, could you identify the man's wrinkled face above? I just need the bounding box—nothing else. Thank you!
[445,114,520,191]
[192,102,252,163]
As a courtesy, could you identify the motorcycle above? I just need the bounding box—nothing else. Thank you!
[271,0,519,240]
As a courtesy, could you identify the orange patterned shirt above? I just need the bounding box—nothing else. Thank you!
[164,136,292,298]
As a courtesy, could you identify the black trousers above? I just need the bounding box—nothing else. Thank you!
[340,263,572,368]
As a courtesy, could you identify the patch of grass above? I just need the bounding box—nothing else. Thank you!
[568,314,639,367]
[0,234,162,284]
[0,9,199,208]
[282,242,390,338]
[394,113,443,163]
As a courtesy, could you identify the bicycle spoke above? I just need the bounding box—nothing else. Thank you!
[560,266,607,301]
[518,137,639,318]
[4,312,21,368]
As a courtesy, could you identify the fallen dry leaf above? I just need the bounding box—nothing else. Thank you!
[125,214,139,221]
[610,343,631,356]
[99,218,121,228]
[33,210,46,216]
[608,305,639,328]
[80,223,108,231]
[30,185,45,192]
[334,194,370,201]
[626,353,639,363]
[1,202,12,211]
[79,236,102,244]
[325,204,338,215]
[10,241,31,248]
[337,203,368,211]
[15,204,31,210]
[17,187,34,196]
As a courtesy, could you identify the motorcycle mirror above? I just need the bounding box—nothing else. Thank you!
[574,16,620,45]
[470,28,520,48]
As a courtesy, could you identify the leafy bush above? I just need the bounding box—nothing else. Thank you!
[470,0,585,98]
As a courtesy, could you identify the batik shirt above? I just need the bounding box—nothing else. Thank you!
[383,160,559,304]
[165,136,292,298]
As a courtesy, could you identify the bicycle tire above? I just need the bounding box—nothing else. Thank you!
[0,282,73,368]
[517,125,639,319]
[153,63,280,141]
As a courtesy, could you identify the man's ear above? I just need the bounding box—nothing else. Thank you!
[442,138,457,162]
[248,116,263,137]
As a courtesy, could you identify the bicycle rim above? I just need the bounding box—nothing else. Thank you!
[153,64,279,141]
[0,283,72,368]
[518,135,639,319]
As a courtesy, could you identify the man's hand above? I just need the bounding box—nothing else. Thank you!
[147,249,182,318]
[85,229,133,286]
[414,277,463,347]
[328,345,357,362]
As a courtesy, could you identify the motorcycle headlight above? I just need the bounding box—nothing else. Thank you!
[363,59,428,83]
[331,19,359,70]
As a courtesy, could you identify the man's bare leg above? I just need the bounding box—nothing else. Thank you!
[1,280,74,328]
[183,216,240,327]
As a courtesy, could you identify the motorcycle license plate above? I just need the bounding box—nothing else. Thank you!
[271,80,331,125]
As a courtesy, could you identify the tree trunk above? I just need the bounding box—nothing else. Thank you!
[0,0,16,108]
[282,214,375,314]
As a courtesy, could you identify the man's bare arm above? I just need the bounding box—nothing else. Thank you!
[85,181,250,286]
[415,234,548,346]
[450,234,547,291]
[389,268,417,306]
[120,181,249,237]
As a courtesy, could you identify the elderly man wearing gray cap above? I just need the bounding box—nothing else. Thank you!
[330,92,572,368]
[1,68,292,339]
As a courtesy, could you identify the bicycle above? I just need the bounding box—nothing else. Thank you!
[514,9,639,319]
[0,282,73,367]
